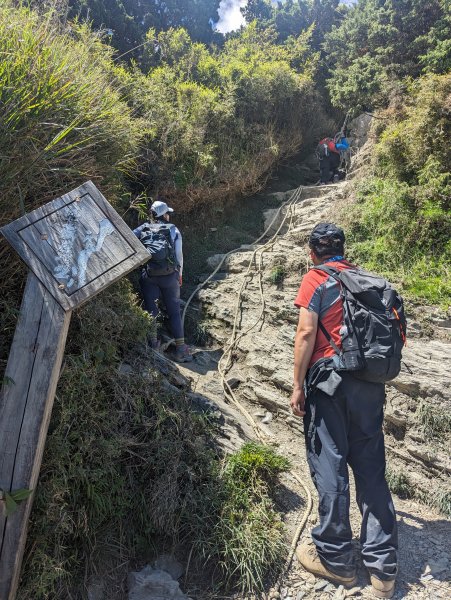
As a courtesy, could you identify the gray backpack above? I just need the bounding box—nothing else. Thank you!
[316,265,407,383]
[138,223,177,276]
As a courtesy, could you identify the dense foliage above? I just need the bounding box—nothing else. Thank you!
[343,73,451,304]
[324,0,451,109]
[67,0,222,53]
[240,0,450,111]
[129,23,324,205]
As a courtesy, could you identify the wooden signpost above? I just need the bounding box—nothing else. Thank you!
[0,181,149,600]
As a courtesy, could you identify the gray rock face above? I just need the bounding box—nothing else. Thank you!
[348,113,373,148]
[153,554,184,580]
[128,565,189,600]
[196,177,450,507]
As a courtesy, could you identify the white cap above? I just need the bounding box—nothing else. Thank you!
[151,200,174,218]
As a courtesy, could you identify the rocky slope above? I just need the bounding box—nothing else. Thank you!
[173,176,450,599]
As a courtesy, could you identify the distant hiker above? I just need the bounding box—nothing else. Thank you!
[316,134,349,184]
[134,200,192,363]
[316,137,339,184]
[291,223,405,599]
[334,132,349,154]
[335,132,350,174]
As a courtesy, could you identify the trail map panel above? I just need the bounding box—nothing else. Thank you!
[0,180,149,311]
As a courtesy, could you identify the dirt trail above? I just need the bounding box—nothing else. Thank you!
[174,178,450,600]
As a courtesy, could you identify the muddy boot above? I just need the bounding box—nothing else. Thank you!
[295,542,357,588]
[370,575,395,599]
[173,344,193,363]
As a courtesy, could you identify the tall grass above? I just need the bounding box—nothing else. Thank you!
[195,443,291,594]
[0,0,142,371]
[0,1,140,220]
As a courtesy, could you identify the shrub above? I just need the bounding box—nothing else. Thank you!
[341,73,451,306]
[386,468,414,500]
[269,264,287,286]
[417,401,451,442]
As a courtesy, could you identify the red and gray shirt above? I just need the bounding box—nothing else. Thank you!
[294,260,355,368]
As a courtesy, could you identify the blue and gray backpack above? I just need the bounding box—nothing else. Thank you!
[138,223,177,276]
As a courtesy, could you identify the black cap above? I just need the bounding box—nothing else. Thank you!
[308,222,345,256]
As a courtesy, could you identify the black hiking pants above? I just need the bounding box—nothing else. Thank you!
[319,152,340,183]
[303,373,398,580]
[140,271,184,341]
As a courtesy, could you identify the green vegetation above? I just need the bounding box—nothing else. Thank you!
[269,263,288,286]
[416,485,451,519]
[386,468,450,518]
[67,0,222,54]
[1,0,450,595]
[386,468,414,499]
[323,0,450,110]
[342,73,451,305]
[208,443,290,592]
[16,280,289,597]
[417,401,451,442]
[128,23,324,203]
[432,489,451,518]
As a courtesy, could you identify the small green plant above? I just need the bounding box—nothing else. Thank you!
[432,488,451,518]
[1,488,33,516]
[386,468,414,499]
[417,402,451,441]
[193,320,212,346]
[269,264,287,286]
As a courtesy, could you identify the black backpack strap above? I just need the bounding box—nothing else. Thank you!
[315,264,342,356]
[317,320,341,356]
[314,264,340,278]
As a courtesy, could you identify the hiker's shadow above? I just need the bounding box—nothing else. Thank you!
[395,508,450,595]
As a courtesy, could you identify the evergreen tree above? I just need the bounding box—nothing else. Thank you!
[324,0,449,109]
[68,0,222,54]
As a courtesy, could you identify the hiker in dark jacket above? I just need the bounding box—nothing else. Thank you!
[290,223,397,599]
[134,200,192,363]
[317,138,340,184]
[317,135,349,184]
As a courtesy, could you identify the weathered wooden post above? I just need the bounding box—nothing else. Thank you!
[0,181,149,600]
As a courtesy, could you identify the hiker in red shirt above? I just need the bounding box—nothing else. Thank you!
[290,223,397,599]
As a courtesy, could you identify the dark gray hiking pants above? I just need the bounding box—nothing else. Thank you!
[140,271,184,340]
[303,372,398,580]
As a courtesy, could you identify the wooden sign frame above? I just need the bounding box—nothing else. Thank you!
[0,182,149,599]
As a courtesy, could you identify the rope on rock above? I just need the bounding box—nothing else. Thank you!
[181,185,314,590]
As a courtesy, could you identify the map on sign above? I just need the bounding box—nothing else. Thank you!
[52,211,115,289]
[1,181,150,311]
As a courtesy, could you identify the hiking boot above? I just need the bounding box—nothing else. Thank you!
[295,542,357,588]
[173,344,193,363]
[370,575,395,599]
